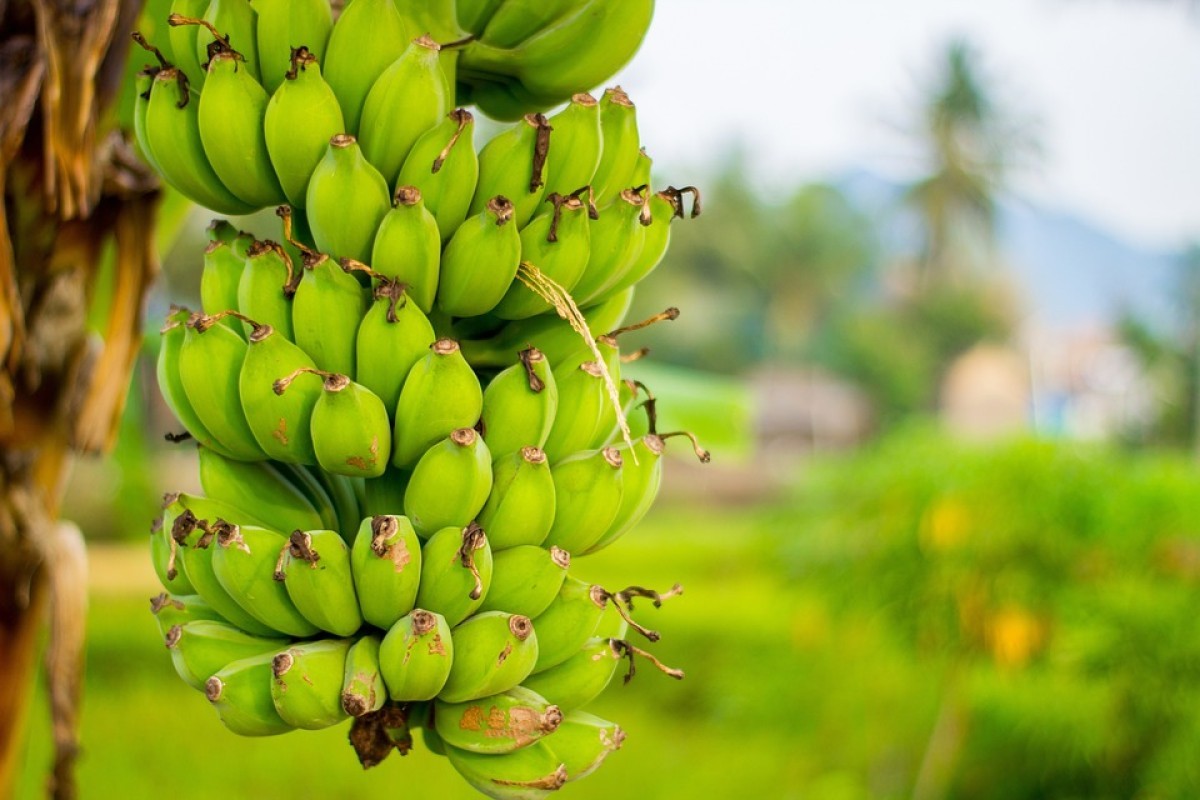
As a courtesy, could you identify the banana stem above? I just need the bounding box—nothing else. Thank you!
[285,46,317,81]
[610,639,685,683]
[432,109,473,173]
[620,347,650,363]
[518,347,546,393]
[607,307,680,341]
[273,366,336,395]
[632,380,658,434]
[163,430,193,443]
[666,185,703,218]
[617,583,684,610]
[458,522,486,600]
[130,32,171,69]
[659,431,711,463]
[569,185,599,219]
[529,113,551,193]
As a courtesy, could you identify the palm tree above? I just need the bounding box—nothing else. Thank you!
[0,2,159,797]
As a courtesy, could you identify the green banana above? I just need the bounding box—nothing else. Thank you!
[131,63,163,175]
[238,239,297,341]
[476,0,588,48]
[237,321,320,465]
[583,433,662,554]
[297,465,364,542]
[437,196,522,317]
[475,447,556,551]
[468,114,552,226]
[456,0,505,34]
[479,348,558,460]
[342,634,387,717]
[150,498,198,595]
[274,370,390,479]
[355,278,436,416]
[546,710,625,782]
[414,523,494,625]
[394,109,478,242]
[169,508,282,636]
[205,651,294,736]
[321,0,415,134]
[391,340,483,468]
[404,429,493,539]
[276,528,363,636]
[359,36,448,191]
[210,520,320,637]
[350,515,423,630]
[543,93,601,198]
[378,609,454,701]
[165,619,286,691]
[540,353,607,463]
[251,0,332,94]
[143,66,254,214]
[445,739,567,800]
[492,192,592,320]
[369,187,441,313]
[458,0,654,106]
[196,45,286,208]
[478,545,569,617]
[166,0,209,85]
[362,466,411,518]
[193,0,261,83]
[592,86,639,206]
[439,612,539,703]
[520,637,620,714]
[270,638,352,729]
[162,489,271,533]
[197,445,326,532]
[178,312,266,461]
[263,48,345,208]
[570,188,648,305]
[200,238,251,339]
[285,211,369,377]
[599,187,698,300]
[150,593,223,637]
[530,577,607,673]
[434,686,562,754]
[304,135,392,264]
[541,447,624,553]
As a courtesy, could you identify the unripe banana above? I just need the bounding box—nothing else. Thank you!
[169,508,282,636]
[342,634,387,717]
[479,348,558,460]
[475,447,556,551]
[193,0,261,83]
[379,609,454,701]
[437,197,522,317]
[369,187,441,313]
[164,619,286,691]
[350,515,422,630]
[150,502,198,595]
[543,93,601,198]
[270,638,352,729]
[520,636,620,714]
[273,370,390,479]
[404,429,493,539]
[150,592,223,637]
[478,545,569,617]
[263,48,345,208]
[143,66,255,214]
[359,36,448,191]
[435,686,561,754]
[394,109,478,242]
[540,354,607,463]
[596,188,680,301]
[299,467,364,542]
[200,238,251,339]
[178,312,267,461]
[571,188,648,305]
[469,114,552,227]
[251,0,332,94]
[276,528,363,636]
[162,489,270,533]
[445,739,567,800]
[321,0,415,134]
[541,447,624,554]
[197,446,326,532]
[414,523,494,625]
[304,135,391,264]
[592,86,640,206]
[476,0,588,49]
[530,578,607,673]
[392,340,483,468]
[585,433,665,555]
[237,323,320,465]
[492,193,592,320]
[439,612,539,703]
[546,710,625,782]
[362,466,411,518]
[205,651,294,736]
[209,520,320,637]
[457,0,505,34]
[197,46,286,208]
[288,251,368,380]
[167,0,209,85]
[132,65,163,174]
[355,279,436,415]
[237,239,297,340]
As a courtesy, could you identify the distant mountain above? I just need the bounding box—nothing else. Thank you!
[834,168,1182,332]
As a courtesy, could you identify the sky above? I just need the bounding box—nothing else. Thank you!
[610,0,1200,252]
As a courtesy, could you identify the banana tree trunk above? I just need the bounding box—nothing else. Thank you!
[0,1,157,798]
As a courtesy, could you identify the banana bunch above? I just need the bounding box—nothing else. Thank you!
[138,1,714,796]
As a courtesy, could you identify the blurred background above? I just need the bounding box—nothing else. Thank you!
[18,1,1200,797]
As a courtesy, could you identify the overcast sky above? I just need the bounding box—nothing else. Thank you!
[611,0,1200,251]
